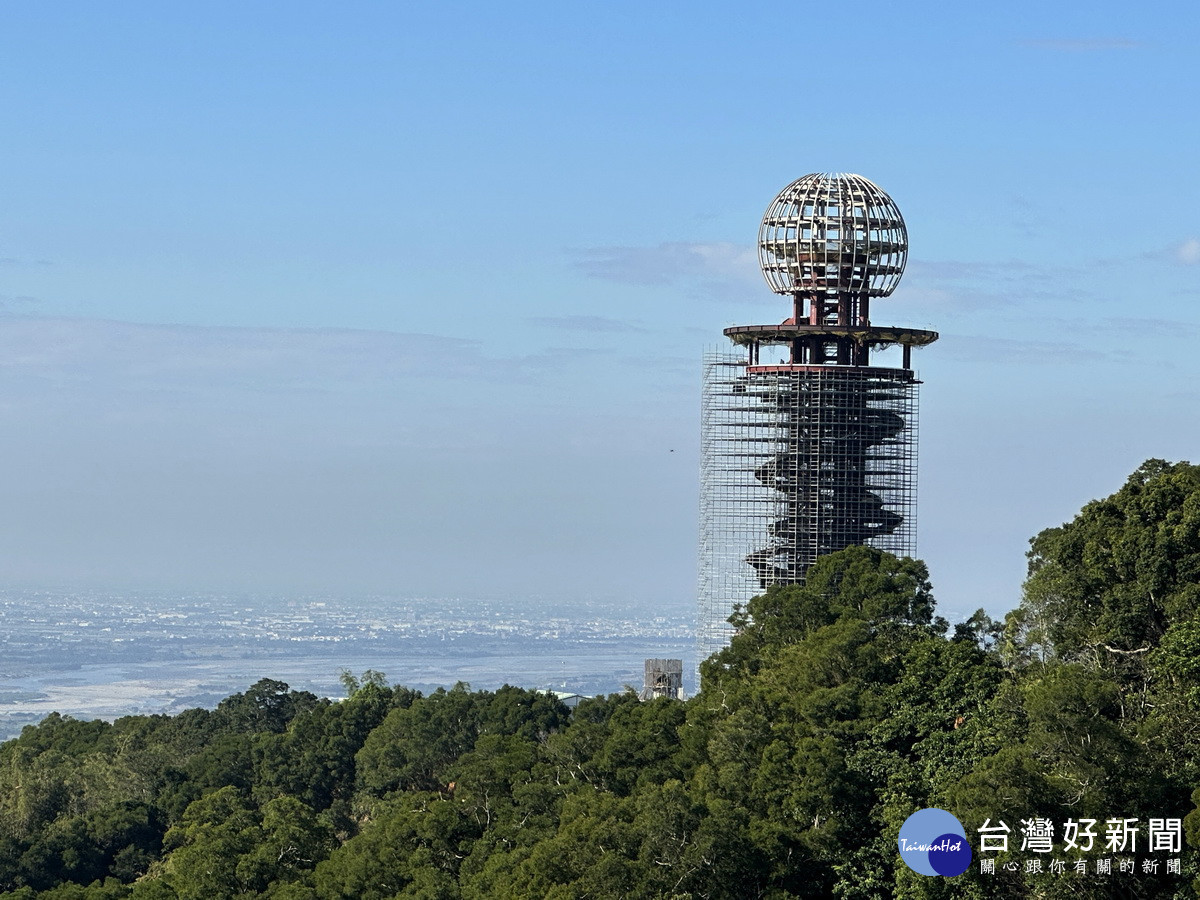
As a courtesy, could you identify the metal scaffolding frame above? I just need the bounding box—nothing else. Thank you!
[640,658,685,701]
[696,173,935,679]
[698,350,920,666]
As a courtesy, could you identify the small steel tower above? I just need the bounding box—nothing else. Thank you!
[698,173,937,667]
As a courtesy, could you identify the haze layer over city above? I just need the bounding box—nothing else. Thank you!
[0,590,692,739]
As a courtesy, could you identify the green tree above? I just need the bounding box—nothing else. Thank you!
[254,683,417,818]
[213,680,320,735]
[234,797,334,892]
[1022,459,1200,672]
[160,787,261,899]
[311,794,472,900]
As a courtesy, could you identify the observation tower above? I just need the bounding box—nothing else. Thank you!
[698,173,937,667]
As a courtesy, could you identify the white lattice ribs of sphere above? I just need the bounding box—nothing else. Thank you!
[758,173,907,298]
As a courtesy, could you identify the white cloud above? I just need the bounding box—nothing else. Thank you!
[570,242,760,298]
[1175,238,1200,265]
[0,316,640,398]
[687,242,760,283]
[936,333,1123,365]
[527,315,644,333]
[0,295,39,311]
[1022,38,1144,52]
[896,258,1089,315]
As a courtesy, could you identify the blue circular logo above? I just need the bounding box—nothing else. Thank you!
[898,808,971,877]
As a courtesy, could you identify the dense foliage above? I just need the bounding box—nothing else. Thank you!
[3,460,1200,898]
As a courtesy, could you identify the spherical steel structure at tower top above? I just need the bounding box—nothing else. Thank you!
[758,173,908,298]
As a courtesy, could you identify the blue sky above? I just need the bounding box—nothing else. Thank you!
[0,1,1197,622]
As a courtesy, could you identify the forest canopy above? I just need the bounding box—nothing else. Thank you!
[2,460,1200,898]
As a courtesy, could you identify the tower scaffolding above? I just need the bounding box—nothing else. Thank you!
[697,173,936,679]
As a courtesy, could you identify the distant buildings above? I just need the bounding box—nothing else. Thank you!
[540,689,585,709]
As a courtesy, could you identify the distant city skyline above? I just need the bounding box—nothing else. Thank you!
[1,2,1198,624]
[0,588,692,738]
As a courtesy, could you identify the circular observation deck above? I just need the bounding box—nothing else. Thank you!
[724,323,938,348]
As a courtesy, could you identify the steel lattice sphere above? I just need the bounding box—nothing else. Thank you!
[758,173,907,298]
